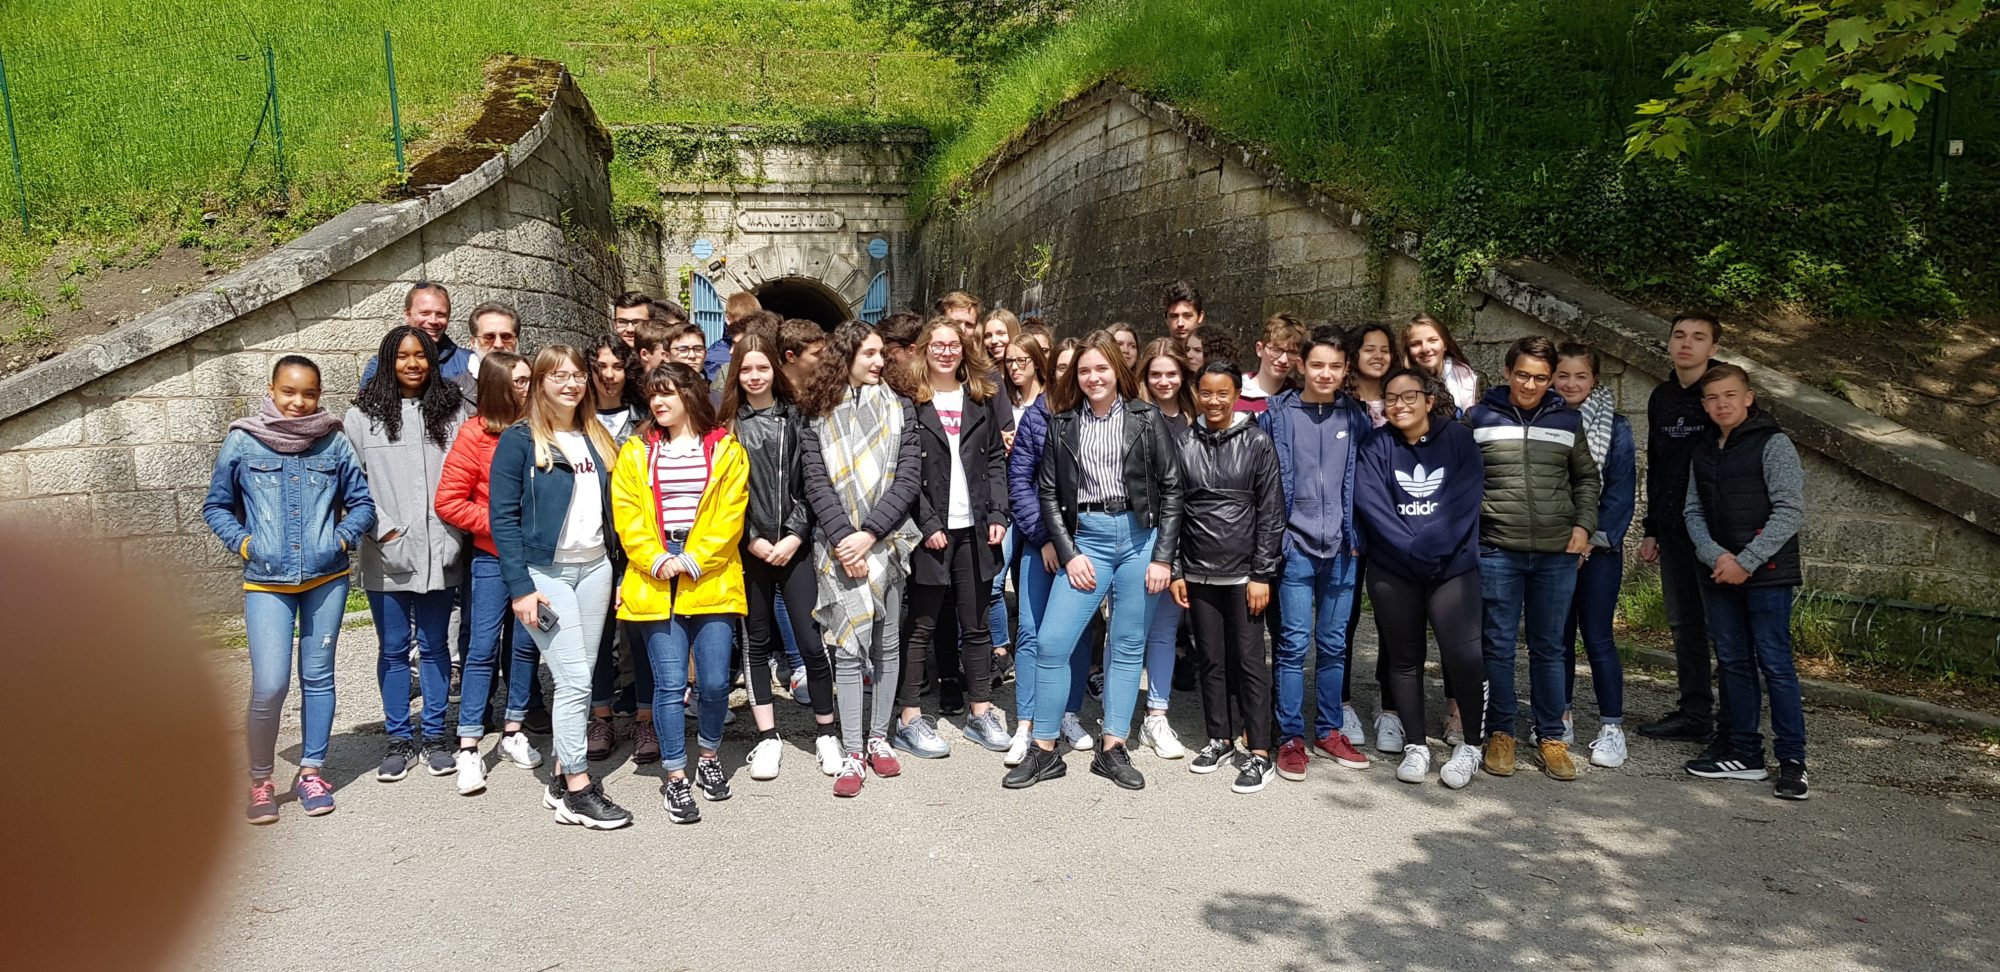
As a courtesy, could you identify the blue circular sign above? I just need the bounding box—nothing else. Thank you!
[691,238,715,261]
[867,237,889,260]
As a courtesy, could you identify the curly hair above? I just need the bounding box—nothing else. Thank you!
[355,326,461,449]
[795,320,875,419]
[1380,366,1459,423]
[584,331,640,409]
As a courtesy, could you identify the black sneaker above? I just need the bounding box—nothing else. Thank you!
[663,776,701,823]
[1774,761,1810,801]
[557,781,633,830]
[1685,750,1769,781]
[376,738,417,782]
[1090,743,1146,790]
[1002,745,1067,789]
[523,706,554,735]
[1638,711,1712,741]
[542,773,566,811]
[1232,753,1276,794]
[1190,738,1233,775]
[694,756,732,801]
[1086,671,1106,703]
[939,677,966,717]
[420,737,456,777]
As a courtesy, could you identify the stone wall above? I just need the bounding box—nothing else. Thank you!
[618,128,927,321]
[919,83,2000,611]
[0,61,619,616]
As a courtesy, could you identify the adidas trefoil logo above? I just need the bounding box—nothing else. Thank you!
[1395,463,1445,515]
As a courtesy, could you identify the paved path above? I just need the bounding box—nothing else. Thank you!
[183,621,2000,972]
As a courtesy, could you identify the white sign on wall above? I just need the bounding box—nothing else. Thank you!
[736,210,845,232]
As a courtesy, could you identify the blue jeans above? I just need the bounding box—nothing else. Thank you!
[773,590,805,672]
[1561,549,1625,722]
[369,588,455,741]
[244,579,348,778]
[989,527,1015,648]
[1144,594,1181,711]
[1480,547,1579,741]
[641,614,738,771]
[1703,584,1806,763]
[1029,512,1161,742]
[459,551,510,739]
[1013,537,1089,726]
[502,614,543,722]
[1274,547,1359,741]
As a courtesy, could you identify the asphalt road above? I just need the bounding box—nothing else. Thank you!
[180,620,2000,972]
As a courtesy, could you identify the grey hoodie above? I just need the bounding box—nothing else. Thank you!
[343,399,470,592]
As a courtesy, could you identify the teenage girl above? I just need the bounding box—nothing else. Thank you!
[1135,337,1195,760]
[1554,342,1636,768]
[583,333,656,764]
[1339,322,1401,748]
[1403,313,1479,412]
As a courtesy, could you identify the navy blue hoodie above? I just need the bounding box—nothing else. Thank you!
[1354,419,1485,582]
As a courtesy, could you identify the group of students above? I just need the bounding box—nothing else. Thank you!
[205,277,1812,830]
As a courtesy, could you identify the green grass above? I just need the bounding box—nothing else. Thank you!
[922,0,2000,325]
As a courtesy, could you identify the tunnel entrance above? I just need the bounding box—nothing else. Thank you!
[752,276,851,330]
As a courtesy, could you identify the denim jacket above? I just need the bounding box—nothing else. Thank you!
[202,429,376,585]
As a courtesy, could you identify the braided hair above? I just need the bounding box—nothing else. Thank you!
[355,326,461,449]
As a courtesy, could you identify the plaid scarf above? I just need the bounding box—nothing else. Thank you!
[810,384,918,660]
[1580,386,1615,470]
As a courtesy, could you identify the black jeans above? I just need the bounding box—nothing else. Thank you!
[1187,582,1274,752]
[590,564,653,714]
[1657,527,1721,724]
[897,528,996,709]
[1369,569,1487,745]
[743,547,835,718]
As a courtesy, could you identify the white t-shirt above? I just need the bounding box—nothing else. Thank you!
[552,430,605,563]
[594,405,632,440]
[932,388,973,529]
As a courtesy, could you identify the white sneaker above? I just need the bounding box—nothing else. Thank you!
[1141,714,1185,759]
[747,737,784,780]
[1004,723,1031,767]
[454,748,486,795]
[1589,724,1628,768]
[1395,744,1431,783]
[1440,743,1481,789]
[815,734,843,776]
[1340,704,1367,747]
[1060,712,1095,751]
[1375,711,1406,754]
[499,732,543,769]
[1443,710,1465,747]
[1562,711,1576,745]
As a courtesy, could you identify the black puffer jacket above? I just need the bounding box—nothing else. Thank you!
[1175,413,1283,582]
[734,402,811,546]
[1037,396,1184,568]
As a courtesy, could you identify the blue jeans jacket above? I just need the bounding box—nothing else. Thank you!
[202,429,375,585]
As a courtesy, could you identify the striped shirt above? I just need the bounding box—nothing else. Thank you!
[1077,397,1127,504]
[649,437,709,579]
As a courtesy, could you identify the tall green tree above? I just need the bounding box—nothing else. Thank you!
[1628,0,1996,159]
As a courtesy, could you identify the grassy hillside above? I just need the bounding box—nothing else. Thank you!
[921,0,2000,327]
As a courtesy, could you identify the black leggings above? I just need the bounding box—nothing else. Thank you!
[743,548,835,719]
[1187,582,1274,752]
[1369,569,1486,746]
[898,528,996,709]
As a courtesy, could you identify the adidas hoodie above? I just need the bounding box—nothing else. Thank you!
[1354,419,1485,582]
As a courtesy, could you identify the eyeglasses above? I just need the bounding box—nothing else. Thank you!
[1385,390,1427,407]
[1268,346,1300,360]
[1005,357,1034,367]
[929,342,963,354]
[545,372,588,386]
[1510,372,1551,386]
[511,377,532,389]
[672,344,704,354]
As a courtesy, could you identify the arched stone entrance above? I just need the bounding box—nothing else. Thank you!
[752,275,850,328]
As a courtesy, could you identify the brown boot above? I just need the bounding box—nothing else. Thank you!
[1538,739,1577,781]
[1482,732,1517,777]
[632,719,661,765]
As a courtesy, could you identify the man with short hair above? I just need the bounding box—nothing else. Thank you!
[612,291,655,349]
[467,301,520,364]
[1467,335,1600,782]
[705,292,764,381]
[362,282,474,392]
[1236,314,1306,414]
[1163,280,1203,343]
[936,290,981,327]
[779,318,828,389]
[1638,312,1728,745]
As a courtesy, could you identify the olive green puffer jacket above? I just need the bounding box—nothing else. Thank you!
[1464,387,1600,553]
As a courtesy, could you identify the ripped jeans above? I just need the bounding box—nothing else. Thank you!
[244,579,350,779]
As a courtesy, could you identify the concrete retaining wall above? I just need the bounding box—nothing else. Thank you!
[0,61,619,615]
[919,82,2000,611]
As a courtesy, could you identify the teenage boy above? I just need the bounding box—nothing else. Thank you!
[936,290,981,327]
[1164,280,1203,343]
[1237,314,1306,414]
[667,323,708,371]
[1467,335,1600,782]
[877,311,927,368]
[612,291,655,349]
[779,318,828,389]
[1258,325,1375,780]
[631,319,673,375]
[706,291,763,380]
[1680,364,1810,800]
[1638,312,1726,743]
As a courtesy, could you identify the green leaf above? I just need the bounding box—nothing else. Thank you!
[1859,81,1905,111]
[1634,99,1671,116]
[1825,16,1874,52]
[1917,32,1960,59]
[1791,45,1829,81]
[1883,107,1918,145]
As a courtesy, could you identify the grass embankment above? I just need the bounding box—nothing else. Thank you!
[0,0,963,350]
[924,0,2000,327]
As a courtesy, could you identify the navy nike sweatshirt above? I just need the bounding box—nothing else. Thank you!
[1354,419,1486,582]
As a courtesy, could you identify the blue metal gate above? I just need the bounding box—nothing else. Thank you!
[860,271,889,323]
[691,273,726,344]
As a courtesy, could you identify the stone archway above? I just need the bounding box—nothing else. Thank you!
[751,276,850,328]
[725,241,869,326]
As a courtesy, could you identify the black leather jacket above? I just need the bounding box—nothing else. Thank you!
[1037,396,1183,568]
[1175,414,1284,582]
[911,392,1010,586]
[735,402,811,545]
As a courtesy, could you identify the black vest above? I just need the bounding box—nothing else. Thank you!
[1689,408,1801,588]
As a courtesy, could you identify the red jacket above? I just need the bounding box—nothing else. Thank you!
[436,416,504,556]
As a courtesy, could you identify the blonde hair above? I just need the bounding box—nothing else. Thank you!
[527,345,618,469]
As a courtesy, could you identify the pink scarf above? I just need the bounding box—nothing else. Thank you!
[228,397,344,454]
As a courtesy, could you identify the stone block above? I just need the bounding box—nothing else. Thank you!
[0,394,85,451]
[92,489,182,538]
[1927,518,2000,575]
[173,486,211,527]
[284,281,359,324]
[187,353,274,398]
[343,232,425,285]
[82,398,170,446]
[133,531,240,573]
[136,443,221,490]
[291,317,397,354]
[1800,515,1938,568]
[344,284,409,323]
[94,348,196,399]
[167,398,249,444]
[0,451,24,499]
[0,491,90,532]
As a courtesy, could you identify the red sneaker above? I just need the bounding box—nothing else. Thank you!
[1315,731,1372,769]
[833,754,865,798]
[1276,738,1309,781]
[865,737,902,777]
